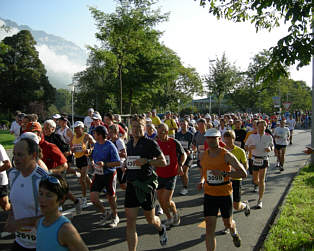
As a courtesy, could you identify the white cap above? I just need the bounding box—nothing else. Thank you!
[88,108,94,112]
[52,114,61,119]
[146,118,152,124]
[205,114,211,119]
[204,128,221,137]
[18,132,40,144]
[73,121,84,128]
[92,112,101,120]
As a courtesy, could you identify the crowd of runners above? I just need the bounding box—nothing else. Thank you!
[0,108,301,250]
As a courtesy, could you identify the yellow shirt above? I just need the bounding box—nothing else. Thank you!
[164,119,178,136]
[230,145,247,181]
[151,116,161,126]
[72,133,87,158]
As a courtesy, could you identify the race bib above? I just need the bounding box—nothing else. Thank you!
[198,145,205,153]
[73,144,83,153]
[16,227,37,246]
[94,163,104,175]
[126,156,141,170]
[235,141,242,147]
[165,155,170,166]
[206,170,224,185]
[180,141,189,149]
[253,158,264,166]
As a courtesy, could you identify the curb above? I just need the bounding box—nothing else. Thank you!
[253,157,311,251]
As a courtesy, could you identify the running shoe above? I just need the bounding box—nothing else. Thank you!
[279,165,284,172]
[155,204,163,216]
[74,199,82,215]
[180,188,188,195]
[221,228,230,235]
[81,197,88,209]
[109,215,120,228]
[243,201,251,216]
[232,233,241,247]
[172,212,181,226]
[165,217,173,229]
[256,200,263,209]
[100,210,112,225]
[159,224,168,246]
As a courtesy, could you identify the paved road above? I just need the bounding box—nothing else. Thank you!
[0,129,311,250]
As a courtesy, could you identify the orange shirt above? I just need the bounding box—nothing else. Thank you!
[200,148,232,196]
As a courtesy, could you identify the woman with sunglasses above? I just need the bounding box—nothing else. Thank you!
[36,174,88,251]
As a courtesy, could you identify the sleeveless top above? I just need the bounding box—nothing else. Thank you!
[36,215,70,251]
[72,133,87,158]
[200,148,232,196]
[57,127,72,144]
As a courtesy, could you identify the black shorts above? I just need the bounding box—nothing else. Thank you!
[91,172,117,196]
[231,180,241,203]
[157,176,177,190]
[75,156,88,169]
[0,185,8,198]
[275,144,287,150]
[124,182,156,211]
[116,168,126,184]
[252,159,269,171]
[204,194,233,218]
[248,159,253,175]
[183,156,193,167]
[66,154,73,164]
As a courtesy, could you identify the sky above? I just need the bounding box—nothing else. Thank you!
[0,0,312,91]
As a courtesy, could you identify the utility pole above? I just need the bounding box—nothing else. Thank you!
[311,24,314,164]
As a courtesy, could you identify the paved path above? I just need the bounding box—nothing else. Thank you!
[0,129,310,250]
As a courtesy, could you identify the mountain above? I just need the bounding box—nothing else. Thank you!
[0,18,87,89]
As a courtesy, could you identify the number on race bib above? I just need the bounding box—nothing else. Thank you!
[180,141,189,149]
[126,156,141,170]
[206,170,224,185]
[253,158,264,166]
[93,164,104,175]
[73,144,83,153]
[198,145,205,153]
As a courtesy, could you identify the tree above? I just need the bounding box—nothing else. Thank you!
[0,30,56,117]
[204,53,240,114]
[197,0,313,80]
[55,89,72,114]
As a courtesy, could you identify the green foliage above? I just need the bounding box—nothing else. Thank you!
[75,0,203,115]
[197,0,313,79]
[0,30,56,117]
[263,165,314,251]
[0,130,15,149]
[55,89,71,114]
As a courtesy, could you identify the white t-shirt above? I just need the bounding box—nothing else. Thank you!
[286,118,296,130]
[112,138,126,166]
[9,166,48,249]
[0,144,9,185]
[274,127,290,145]
[84,116,93,131]
[10,121,21,138]
[245,132,274,157]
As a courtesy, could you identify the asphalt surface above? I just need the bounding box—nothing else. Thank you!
[0,129,311,251]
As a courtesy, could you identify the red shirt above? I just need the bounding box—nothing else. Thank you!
[39,140,67,170]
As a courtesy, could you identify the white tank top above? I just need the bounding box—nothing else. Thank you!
[56,127,71,144]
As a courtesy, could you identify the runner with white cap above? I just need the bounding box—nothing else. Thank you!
[198,128,247,250]
[84,108,94,132]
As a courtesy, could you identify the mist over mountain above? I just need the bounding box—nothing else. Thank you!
[0,18,87,89]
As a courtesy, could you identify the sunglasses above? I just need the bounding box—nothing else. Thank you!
[41,175,61,186]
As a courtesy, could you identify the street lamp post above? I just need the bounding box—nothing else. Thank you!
[67,83,75,129]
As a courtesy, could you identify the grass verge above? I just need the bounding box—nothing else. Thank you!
[0,130,15,149]
[263,164,314,251]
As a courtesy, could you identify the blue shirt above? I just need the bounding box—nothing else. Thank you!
[92,141,120,175]
[37,215,70,251]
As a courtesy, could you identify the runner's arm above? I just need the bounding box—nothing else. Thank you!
[50,162,68,174]
[224,152,247,178]
[59,223,89,251]
[0,159,11,172]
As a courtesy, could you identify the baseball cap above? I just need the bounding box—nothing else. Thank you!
[88,108,94,113]
[59,116,68,122]
[152,109,157,113]
[18,132,40,144]
[205,114,211,119]
[204,128,221,137]
[73,121,84,128]
[92,112,101,120]
[52,114,61,119]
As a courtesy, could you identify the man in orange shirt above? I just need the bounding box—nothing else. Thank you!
[198,128,247,250]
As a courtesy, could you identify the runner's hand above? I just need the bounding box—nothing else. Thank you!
[177,166,184,176]
[197,182,204,191]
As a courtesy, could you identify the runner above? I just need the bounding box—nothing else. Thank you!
[223,131,250,216]
[0,144,12,211]
[145,123,157,140]
[156,123,186,228]
[104,112,127,140]
[273,119,290,171]
[198,128,247,250]
[233,120,247,149]
[90,125,121,228]
[164,111,178,138]
[5,137,48,250]
[71,121,95,207]
[36,174,88,251]
[124,115,168,250]
[245,120,274,209]
[286,115,296,144]
[175,118,194,195]
[84,108,94,133]
[151,109,161,127]
[192,118,207,176]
